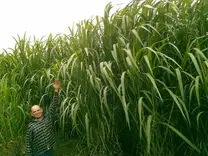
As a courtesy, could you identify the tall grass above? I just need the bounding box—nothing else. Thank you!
[1,0,208,155]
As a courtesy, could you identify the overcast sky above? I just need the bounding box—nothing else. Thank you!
[0,0,130,51]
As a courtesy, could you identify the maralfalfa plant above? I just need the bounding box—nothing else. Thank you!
[1,0,208,155]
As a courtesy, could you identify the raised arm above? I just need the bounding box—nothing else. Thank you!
[53,80,60,93]
[47,80,60,117]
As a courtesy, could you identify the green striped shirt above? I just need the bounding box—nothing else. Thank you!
[26,92,59,156]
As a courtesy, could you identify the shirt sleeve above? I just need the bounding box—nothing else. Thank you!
[47,91,59,120]
[25,125,33,156]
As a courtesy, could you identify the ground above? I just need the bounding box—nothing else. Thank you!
[54,139,85,156]
[0,138,84,156]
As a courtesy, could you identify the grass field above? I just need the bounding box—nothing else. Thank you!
[0,138,84,156]
[1,0,208,155]
[54,139,84,156]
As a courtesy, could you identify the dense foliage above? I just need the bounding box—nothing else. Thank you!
[0,0,208,155]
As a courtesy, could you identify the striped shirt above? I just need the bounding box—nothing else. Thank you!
[26,92,59,156]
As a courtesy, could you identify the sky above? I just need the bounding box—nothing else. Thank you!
[0,0,131,52]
